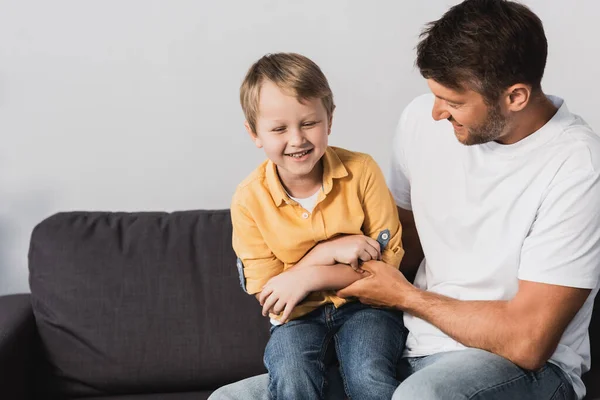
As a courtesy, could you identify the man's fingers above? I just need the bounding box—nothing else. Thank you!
[359,261,377,273]
[337,281,362,298]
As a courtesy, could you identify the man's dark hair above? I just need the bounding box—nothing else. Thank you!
[416,0,548,103]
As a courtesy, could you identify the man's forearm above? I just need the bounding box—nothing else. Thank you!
[403,288,543,370]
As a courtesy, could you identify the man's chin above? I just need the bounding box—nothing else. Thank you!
[454,130,472,145]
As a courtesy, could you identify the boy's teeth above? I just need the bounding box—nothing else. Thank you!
[289,150,309,158]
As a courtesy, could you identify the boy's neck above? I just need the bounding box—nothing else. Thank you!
[277,161,323,199]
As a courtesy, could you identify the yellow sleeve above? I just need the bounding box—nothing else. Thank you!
[360,155,405,268]
[231,200,284,294]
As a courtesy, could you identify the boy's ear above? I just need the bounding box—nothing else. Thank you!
[327,109,335,135]
[245,121,263,148]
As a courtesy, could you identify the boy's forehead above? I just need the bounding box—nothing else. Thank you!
[258,81,324,119]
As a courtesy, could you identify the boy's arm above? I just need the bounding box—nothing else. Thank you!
[360,155,405,268]
[231,201,284,296]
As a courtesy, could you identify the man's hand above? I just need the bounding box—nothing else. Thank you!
[258,269,313,323]
[322,235,382,272]
[336,260,415,308]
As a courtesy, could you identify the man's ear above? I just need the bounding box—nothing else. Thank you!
[245,121,262,148]
[503,84,532,112]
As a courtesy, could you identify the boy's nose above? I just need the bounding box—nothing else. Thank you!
[288,128,305,145]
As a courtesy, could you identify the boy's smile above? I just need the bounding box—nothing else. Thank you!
[246,80,331,195]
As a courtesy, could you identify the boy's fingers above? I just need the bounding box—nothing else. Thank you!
[282,301,296,323]
[363,246,379,261]
[262,293,278,316]
[359,249,373,263]
[364,237,382,259]
[272,298,285,315]
[259,287,273,306]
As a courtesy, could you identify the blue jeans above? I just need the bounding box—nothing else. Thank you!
[264,302,406,400]
[209,348,576,400]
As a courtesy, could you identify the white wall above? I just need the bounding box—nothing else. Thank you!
[1,0,599,295]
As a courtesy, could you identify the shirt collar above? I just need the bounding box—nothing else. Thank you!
[266,147,348,207]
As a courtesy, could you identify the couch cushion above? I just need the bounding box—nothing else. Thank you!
[74,391,212,400]
[29,210,269,397]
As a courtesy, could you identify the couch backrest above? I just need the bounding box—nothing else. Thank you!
[29,210,269,397]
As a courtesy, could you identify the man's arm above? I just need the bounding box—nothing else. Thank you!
[337,261,590,370]
[397,207,423,283]
[403,279,590,370]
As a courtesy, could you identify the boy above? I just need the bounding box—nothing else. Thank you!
[231,52,406,400]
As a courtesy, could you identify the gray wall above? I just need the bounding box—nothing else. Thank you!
[1,0,599,294]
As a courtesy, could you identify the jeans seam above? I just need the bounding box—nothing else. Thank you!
[333,332,353,400]
[467,365,550,400]
[549,382,566,400]
[317,328,334,400]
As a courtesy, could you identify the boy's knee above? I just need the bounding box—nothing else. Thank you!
[342,361,398,400]
[268,362,325,400]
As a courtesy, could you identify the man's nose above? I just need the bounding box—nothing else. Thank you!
[432,98,451,121]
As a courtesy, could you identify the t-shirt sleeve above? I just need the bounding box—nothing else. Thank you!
[389,107,412,210]
[360,155,405,269]
[231,199,284,295]
[518,170,600,289]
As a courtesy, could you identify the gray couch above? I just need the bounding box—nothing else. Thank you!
[0,210,598,399]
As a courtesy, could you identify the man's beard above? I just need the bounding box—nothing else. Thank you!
[462,103,508,146]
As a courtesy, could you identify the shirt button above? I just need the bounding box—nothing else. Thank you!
[302,212,309,219]
[382,233,389,240]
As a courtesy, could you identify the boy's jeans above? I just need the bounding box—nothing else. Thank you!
[264,301,406,400]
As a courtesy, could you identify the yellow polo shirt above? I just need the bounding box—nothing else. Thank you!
[231,146,404,322]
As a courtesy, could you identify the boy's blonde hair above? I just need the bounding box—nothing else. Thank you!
[240,53,335,133]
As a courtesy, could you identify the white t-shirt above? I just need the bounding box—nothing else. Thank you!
[389,94,600,400]
[289,189,320,213]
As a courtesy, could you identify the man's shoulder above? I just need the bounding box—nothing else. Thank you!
[554,113,600,176]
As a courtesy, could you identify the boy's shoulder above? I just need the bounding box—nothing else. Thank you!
[329,146,377,171]
[232,159,270,207]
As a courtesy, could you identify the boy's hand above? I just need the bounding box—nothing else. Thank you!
[324,235,382,271]
[259,269,313,323]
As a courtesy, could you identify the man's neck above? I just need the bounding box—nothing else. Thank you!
[497,95,559,145]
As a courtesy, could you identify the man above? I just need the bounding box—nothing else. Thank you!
[211,0,600,398]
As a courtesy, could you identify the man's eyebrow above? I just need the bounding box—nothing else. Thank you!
[435,95,464,104]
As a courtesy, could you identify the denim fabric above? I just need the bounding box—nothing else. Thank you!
[393,349,576,400]
[209,348,576,400]
[264,302,406,400]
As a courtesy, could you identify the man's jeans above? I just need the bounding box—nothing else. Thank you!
[209,347,576,400]
[264,302,406,400]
